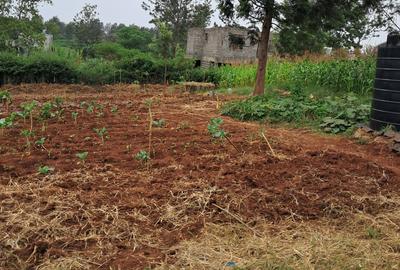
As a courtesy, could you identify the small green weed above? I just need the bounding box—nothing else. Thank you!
[152,118,166,128]
[135,150,150,162]
[0,90,12,111]
[72,112,78,124]
[366,227,381,239]
[38,165,54,175]
[94,127,109,144]
[21,129,35,150]
[76,151,89,164]
[208,118,227,139]
[111,106,119,114]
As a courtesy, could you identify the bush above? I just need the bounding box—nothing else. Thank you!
[222,91,370,134]
[117,52,164,83]
[77,58,117,84]
[0,52,76,84]
[88,42,131,61]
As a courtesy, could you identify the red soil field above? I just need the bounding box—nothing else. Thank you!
[1,84,400,269]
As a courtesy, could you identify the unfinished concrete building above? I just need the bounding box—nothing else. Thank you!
[186,26,273,67]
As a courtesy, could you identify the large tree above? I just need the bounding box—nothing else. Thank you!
[116,25,155,51]
[325,2,399,48]
[0,0,52,51]
[142,0,213,52]
[72,4,104,47]
[44,16,66,39]
[218,0,399,96]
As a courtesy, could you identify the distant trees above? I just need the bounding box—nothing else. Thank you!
[44,16,65,39]
[218,0,400,96]
[0,0,52,51]
[71,4,104,47]
[142,0,213,53]
[116,25,155,51]
[277,0,400,55]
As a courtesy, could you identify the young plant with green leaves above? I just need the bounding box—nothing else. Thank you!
[86,103,95,113]
[111,106,119,114]
[38,165,54,175]
[35,137,51,157]
[0,90,12,113]
[152,118,166,128]
[0,112,17,135]
[40,101,55,120]
[94,127,109,144]
[207,118,240,152]
[135,150,150,162]
[21,129,35,151]
[72,112,78,124]
[21,100,38,131]
[76,151,89,164]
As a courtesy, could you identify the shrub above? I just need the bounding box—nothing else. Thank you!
[77,58,117,84]
[89,42,131,61]
[0,52,77,84]
[222,92,370,134]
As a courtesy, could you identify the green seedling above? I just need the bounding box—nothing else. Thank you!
[135,150,150,162]
[94,127,109,144]
[0,112,17,135]
[76,151,88,164]
[72,112,78,124]
[38,165,54,175]
[21,129,35,151]
[35,137,46,147]
[53,97,64,120]
[208,118,228,139]
[152,118,166,128]
[366,227,381,239]
[54,97,63,107]
[21,100,38,131]
[207,118,240,153]
[111,106,119,114]
[40,101,55,120]
[95,103,104,111]
[0,90,12,112]
[87,103,95,113]
[35,137,51,157]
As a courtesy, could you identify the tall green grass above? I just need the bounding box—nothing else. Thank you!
[216,57,376,95]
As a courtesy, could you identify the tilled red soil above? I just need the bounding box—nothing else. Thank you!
[1,84,400,269]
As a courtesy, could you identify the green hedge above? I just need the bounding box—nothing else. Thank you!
[0,51,376,93]
[0,52,77,84]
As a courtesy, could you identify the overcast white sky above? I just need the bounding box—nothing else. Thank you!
[39,0,398,47]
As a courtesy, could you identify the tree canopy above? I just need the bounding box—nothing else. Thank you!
[218,0,400,95]
[72,4,104,47]
[0,0,52,51]
[116,25,155,51]
[142,0,213,52]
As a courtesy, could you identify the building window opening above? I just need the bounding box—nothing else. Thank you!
[229,34,245,50]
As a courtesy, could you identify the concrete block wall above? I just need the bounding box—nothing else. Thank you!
[186,26,271,66]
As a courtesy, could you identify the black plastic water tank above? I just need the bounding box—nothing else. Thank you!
[370,32,400,131]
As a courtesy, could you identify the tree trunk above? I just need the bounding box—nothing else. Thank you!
[253,15,273,96]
